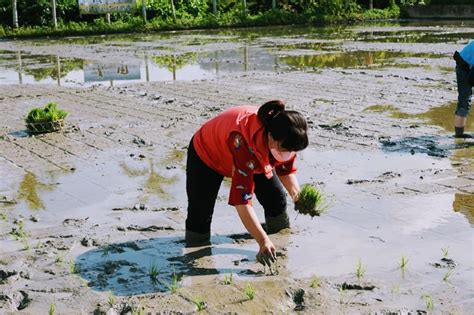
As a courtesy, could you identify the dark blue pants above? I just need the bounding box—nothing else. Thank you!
[185,139,286,234]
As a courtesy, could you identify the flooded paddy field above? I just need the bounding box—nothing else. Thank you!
[0,21,473,314]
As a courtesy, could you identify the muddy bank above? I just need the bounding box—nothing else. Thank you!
[0,22,473,314]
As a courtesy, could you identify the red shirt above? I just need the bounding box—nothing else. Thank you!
[193,105,297,206]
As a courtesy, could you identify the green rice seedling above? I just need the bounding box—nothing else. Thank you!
[441,247,449,258]
[400,255,409,271]
[102,244,110,257]
[22,239,30,250]
[48,302,55,315]
[244,283,256,300]
[442,269,454,282]
[69,259,79,274]
[10,219,27,240]
[55,254,64,264]
[107,293,116,307]
[148,261,159,283]
[222,273,233,285]
[338,287,346,304]
[25,102,68,124]
[355,260,366,280]
[295,184,328,217]
[168,269,179,294]
[191,296,206,312]
[310,276,321,288]
[422,294,434,312]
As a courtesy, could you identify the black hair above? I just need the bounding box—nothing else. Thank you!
[257,100,309,152]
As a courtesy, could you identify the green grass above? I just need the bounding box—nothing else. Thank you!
[295,184,328,217]
[48,302,55,315]
[191,296,206,312]
[244,283,256,300]
[25,102,68,124]
[355,260,366,280]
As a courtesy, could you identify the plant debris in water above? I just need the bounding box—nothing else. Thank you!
[295,184,328,217]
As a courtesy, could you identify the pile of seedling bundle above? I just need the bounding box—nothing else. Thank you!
[295,184,328,217]
[25,102,68,134]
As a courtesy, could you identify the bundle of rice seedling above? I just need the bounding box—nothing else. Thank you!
[295,184,327,217]
[25,102,68,133]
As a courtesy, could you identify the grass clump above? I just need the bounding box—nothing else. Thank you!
[167,270,179,294]
[148,261,159,283]
[25,102,68,124]
[295,184,328,217]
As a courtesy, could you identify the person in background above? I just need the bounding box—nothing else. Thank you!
[453,40,474,138]
[185,100,308,266]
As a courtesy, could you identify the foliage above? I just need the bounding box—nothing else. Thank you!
[1,0,407,39]
[191,296,206,311]
[25,102,68,124]
[244,283,256,300]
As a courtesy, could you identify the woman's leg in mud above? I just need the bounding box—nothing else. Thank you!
[454,64,472,138]
[254,170,289,234]
[185,139,223,246]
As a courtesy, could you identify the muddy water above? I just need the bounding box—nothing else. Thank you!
[1,21,473,313]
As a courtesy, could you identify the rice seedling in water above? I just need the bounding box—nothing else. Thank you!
[310,276,321,288]
[400,255,408,271]
[338,287,346,304]
[441,247,449,258]
[148,261,159,283]
[422,294,434,312]
[191,296,206,312]
[355,260,366,280]
[442,269,454,282]
[295,184,328,217]
[107,293,116,307]
[25,102,68,124]
[69,259,79,274]
[48,302,55,315]
[222,273,233,285]
[244,283,256,300]
[55,254,64,264]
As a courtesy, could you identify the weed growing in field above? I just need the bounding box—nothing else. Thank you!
[191,296,206,311]
[355,260,365,280]
[244,283,256,300]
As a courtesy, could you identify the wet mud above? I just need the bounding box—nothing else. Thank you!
[0,22,473,314]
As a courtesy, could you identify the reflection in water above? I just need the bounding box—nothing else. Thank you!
[453,193,474,225]
[17,172,55,210]
[76,235,256,295]
[365,101,474,132]
[120,159,178,200]
[281,51,445,69]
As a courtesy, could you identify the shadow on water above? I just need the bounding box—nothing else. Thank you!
[76,235,259,296]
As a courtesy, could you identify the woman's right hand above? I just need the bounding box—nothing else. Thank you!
[256,237,277,267]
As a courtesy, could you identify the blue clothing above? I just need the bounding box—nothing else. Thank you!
[460,40,474,67]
